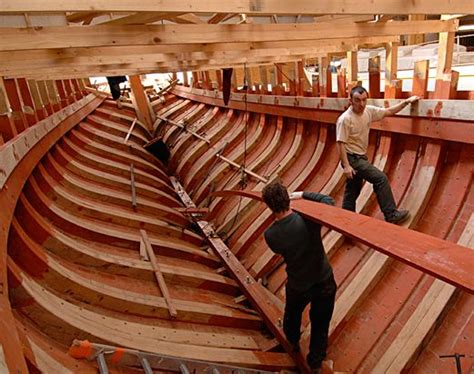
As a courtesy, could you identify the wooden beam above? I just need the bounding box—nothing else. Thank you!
[129,75,153,131]
[100,12,186,25]
[212,190,474,293]
[0,21,455,51]
[384,41,399,98]
[412,60,430,98]
[408,15,426,45]
[435,15,456,99]
[0,36,399,69]
[207,13,236,24]
[66,11,108,23]
[140,229,178,319]
[368,55,381,98]
[346,50,358,88]
[3,1,472,15]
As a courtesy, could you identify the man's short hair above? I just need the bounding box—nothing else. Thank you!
[262,180,290,213]
[350,85,368,98]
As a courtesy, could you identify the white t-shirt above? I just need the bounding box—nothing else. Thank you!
[336,105,386,155]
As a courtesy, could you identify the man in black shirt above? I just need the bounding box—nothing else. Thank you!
[262,181,337,373]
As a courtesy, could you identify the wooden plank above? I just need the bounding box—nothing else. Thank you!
[3,1,472,15]
[140,229,178,319]
[0,21,456,51]
[211,190,474,293]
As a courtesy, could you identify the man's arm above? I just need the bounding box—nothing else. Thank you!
[289,191,335,206]
[337,141,355,179]
[382,96,420,118]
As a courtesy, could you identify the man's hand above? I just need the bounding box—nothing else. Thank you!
[405,95,420,104]
[343,165,356,179]
[289,191,303,200]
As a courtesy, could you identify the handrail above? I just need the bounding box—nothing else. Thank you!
[211,190,474,294]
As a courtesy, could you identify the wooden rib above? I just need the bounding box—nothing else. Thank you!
[175,110,236,178]
[140,229,178,319]
[11,218,258,328]
[42,155,185,225]
[373,215,473,372]
[9,260,294,369]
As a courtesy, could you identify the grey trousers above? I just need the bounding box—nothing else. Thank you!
[342,154,397,219]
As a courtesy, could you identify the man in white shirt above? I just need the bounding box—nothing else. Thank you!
[336,86,419,224]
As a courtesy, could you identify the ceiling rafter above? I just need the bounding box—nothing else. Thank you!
[0,20,456,52]
[2,1,472,15]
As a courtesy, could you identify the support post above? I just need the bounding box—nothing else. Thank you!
[384,42,399,99]
[368,56,381,98]
[129,75,154,132]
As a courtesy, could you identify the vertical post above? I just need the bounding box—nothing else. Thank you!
[45,80,61,112]
[191,71,199,88]
[0,76,18,142]
[288,62,297,96]
[412,60,430,98]
[384,42,399,99]
[346,50,358,96]
[318,56,328,97]
[3,78,27,132]
[203,71,211,90]
[182,71,189,87]
[16,78,39,126]
[259,65,269,93]
[368,56,381,98]
[274,63,284,95]
[36,80,53,116]
[27,79,47,120]
[435,15,455,99]
[297,59,310,96]
[129,75,154,132]
[215,69,222,91]
[337,68,347,98]
[55,80,68,108]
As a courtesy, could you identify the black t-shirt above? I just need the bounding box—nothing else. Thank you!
[264,192,334,293]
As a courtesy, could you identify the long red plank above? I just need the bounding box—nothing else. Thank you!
[212,190,474,293]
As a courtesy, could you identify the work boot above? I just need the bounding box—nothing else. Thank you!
[385,209,410,224]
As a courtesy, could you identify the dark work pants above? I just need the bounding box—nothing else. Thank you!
[283,274,337,368]
[342,154,397,219]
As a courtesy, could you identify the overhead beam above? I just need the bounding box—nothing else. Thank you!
[0,36,398,63]
[0,20,456,51]
[2,1,472,15]
[0,43,391,76]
